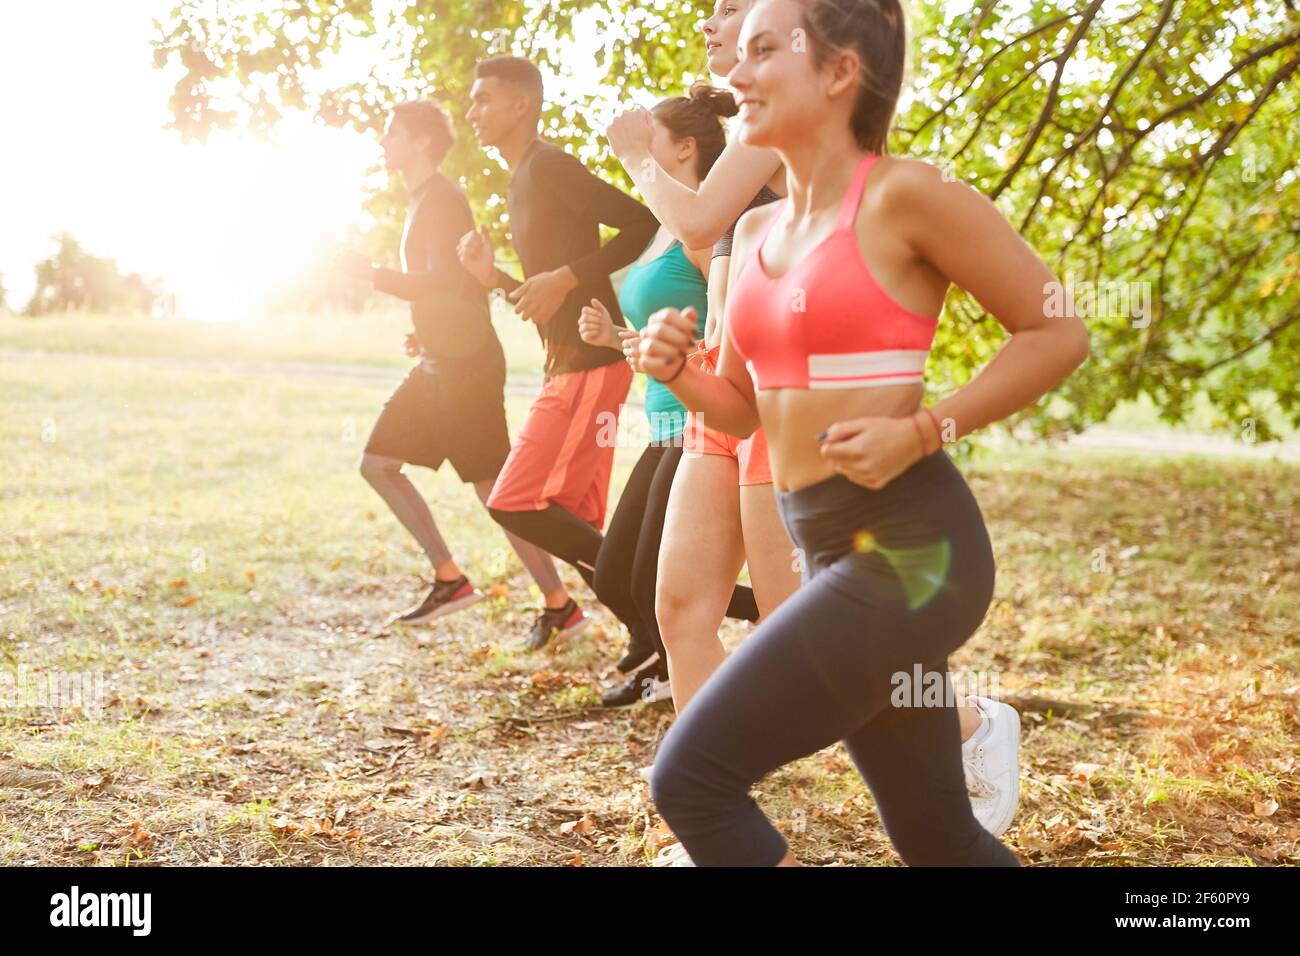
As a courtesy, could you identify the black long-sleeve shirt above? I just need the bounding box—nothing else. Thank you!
[372,173,497,360]
[493,139,660,377]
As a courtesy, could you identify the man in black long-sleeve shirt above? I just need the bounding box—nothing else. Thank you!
[339,100,565,639]
[459,56,660,651]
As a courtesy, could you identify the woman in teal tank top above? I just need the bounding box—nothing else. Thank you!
[594,237,709,442]
[579,87,760,705]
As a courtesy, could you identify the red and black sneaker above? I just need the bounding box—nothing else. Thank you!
[391,576,483,625]
[521,599,589,652]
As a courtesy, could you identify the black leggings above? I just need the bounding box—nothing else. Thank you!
[487,501,646,633]
[593,443,759,659]
[650,450,1019,866]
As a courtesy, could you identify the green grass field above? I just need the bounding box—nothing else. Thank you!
[1,309,1296,866]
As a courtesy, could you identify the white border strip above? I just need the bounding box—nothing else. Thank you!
[807,350,928,388]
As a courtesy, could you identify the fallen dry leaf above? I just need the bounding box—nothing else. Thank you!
[123,823,154,848]
[1253,798,1279,817]
[559,814,596,836]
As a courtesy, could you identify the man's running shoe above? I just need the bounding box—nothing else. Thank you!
[391,576,482,625]
[521,599,588,652]
[962,695,1021,837]
[601,659,671,708]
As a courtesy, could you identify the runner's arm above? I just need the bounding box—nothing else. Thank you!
[640,307,759,439]
[535,150,660,288]
[487,266,523,295]
[372,199,483,301]
[615,134,782,249]
[891,161,1090,441]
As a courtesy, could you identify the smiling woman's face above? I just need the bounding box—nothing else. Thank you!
[729,0,825,150]
[701,0,755,77]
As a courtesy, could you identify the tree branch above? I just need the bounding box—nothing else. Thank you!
[904,10,1076,141]
[1019,0,1176,232]
[990,0,1107,199]
[1196,312,1300,377]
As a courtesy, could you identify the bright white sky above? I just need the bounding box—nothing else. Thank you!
[0,1,640,319]
[0,0,379,319]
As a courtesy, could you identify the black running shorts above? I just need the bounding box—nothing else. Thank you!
[364,340,510,483]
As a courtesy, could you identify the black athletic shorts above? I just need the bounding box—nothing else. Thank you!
[364,340,510,483]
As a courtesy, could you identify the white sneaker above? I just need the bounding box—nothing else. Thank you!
[651,842,695,867]
[637,764,654,783]
[640,676,672,704]
[961,696,1020,837]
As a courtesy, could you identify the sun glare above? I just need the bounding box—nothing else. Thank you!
[155,116,379,324]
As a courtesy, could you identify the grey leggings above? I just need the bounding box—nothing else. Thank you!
[360,453,562,593]
[650,451,1019,866]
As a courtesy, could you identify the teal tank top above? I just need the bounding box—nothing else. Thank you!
[619,240,709,442]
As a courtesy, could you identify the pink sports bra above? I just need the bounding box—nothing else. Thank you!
[726,153,939,391]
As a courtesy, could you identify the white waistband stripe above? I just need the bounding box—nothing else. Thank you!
[807,350,928,386]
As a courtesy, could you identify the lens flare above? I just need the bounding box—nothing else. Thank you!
[878,538,952,611]
[851,526,952,611]
[154,116,377,324]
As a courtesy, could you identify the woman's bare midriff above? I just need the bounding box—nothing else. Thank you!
[756,383,926,493]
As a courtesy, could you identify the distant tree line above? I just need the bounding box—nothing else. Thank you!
[24,234,161,317]
[13,232,374,319]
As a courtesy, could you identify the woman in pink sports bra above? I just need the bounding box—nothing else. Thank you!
[638,0,1089,867]
[612,0,1020,867]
